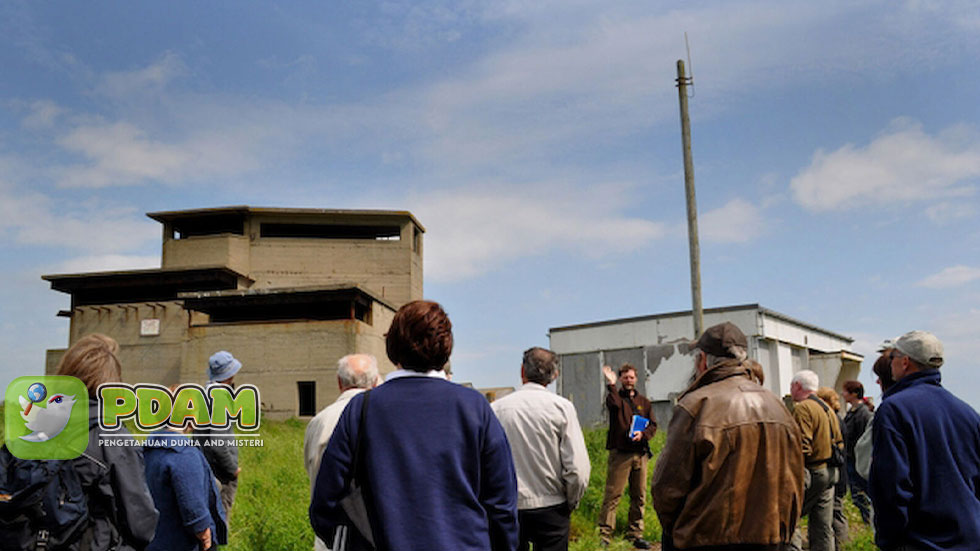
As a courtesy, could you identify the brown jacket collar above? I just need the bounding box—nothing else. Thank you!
[681,358,753,399]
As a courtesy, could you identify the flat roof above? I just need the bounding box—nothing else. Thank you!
[549,303,854,343]
[147,205,425,232]
[178,283,397,312]
[42,266,251,306]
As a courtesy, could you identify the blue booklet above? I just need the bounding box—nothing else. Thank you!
[629,414,649,436]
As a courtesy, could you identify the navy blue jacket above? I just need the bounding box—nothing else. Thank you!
[869,370,980,550]
[143,432,227,551]
[310,376,519,551]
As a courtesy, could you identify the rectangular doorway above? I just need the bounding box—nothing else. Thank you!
[298,381,316,416]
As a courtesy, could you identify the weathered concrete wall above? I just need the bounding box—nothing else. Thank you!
[553,306,860,430]
[359,302,397,374]
[51,300,397,419]
[182,318,391,419]
[760,315,851,353]
[67,301,188,347]
[550,309,759,355]
[45,349,65,375]
[158,213,424,307]
[557,352,603,429]
[248,238,416,305]
[162,234,251,276]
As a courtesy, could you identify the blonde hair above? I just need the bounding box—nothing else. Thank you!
[816,386,841,412]
[745,359,765,385]
[56,333,123,394]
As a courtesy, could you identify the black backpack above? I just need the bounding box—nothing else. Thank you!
[0,444,89,551]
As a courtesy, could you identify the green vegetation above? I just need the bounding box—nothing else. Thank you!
[0,409,877,550]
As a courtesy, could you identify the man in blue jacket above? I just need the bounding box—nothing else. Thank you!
[869,330,980,551]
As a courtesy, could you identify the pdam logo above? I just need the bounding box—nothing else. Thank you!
[4,376,90,460]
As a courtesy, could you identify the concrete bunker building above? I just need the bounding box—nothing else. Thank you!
[549,304,862,429]
[43,206,424,418]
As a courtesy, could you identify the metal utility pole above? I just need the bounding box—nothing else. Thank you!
[676,58,703,337]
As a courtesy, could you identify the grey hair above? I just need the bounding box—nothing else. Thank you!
[699,345,748,369]
[338,354,379,389]
[791,369,819,392]
[523,347,559,385]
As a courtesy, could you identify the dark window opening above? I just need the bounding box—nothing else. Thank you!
[205,300,366,324]
[413,227,422,253]
[354,301,371,324]
[298,381,316,416]
[173,215,246,239]
[260,223,400,241]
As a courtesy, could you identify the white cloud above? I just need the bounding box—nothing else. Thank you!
[56,122,193,187]
[699,199,765,243]
[411,1,980,173]
[408,183,666,281]
[0,180,158,253]
[53,116,277,188]
[918,266,980,289]
[21,99,64,129]
[790,120,980,211]
[926,201,976,224]
[20,2,979,192]
[96,51,187,99]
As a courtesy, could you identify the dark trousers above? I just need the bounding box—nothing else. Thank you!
[518,502,570,551]
[845,459,872,524]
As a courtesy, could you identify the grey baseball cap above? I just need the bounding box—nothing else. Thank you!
[893,330,944,368]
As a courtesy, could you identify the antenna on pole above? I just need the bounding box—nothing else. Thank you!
[676,37,703,338]
[684,32,695,98]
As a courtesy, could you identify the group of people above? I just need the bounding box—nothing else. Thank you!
[650,323,980,551]
[6,334,243,551]
[9,300,976,551]
[305,306,979,551]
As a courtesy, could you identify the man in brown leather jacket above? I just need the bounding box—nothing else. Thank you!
[652,322,804,551]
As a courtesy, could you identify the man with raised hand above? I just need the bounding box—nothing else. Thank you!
[491,347,590,551]
[597,362,657,549]
[303,354,379,551]
[652,321,804,551]
[869,330,980,551]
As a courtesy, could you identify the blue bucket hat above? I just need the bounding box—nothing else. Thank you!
[208,351,242,382]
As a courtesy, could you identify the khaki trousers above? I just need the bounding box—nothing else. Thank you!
[598,449,648,540]
[789,466,837,551]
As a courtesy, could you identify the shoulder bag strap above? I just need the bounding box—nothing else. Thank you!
[808,395,843,445]
[348,390,370,489]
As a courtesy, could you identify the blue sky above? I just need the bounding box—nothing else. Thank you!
[2,1,979,408]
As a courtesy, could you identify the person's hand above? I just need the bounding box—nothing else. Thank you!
[235,467,242,478]
[197,527,212,550]
[631,431,643,442]
[602,365,617,386]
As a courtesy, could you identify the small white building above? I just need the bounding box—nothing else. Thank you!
[548,304,862,429]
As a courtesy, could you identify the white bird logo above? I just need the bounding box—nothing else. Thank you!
[19,393,77,442]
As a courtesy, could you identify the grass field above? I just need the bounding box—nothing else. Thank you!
[1,406,876,550]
